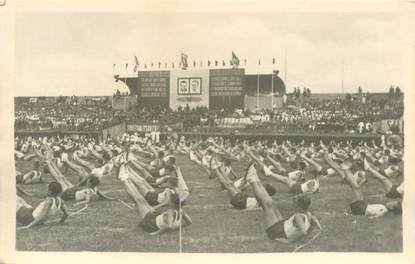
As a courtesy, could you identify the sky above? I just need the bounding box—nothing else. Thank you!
[15,12,404,96]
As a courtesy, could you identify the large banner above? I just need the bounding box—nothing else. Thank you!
[209,68,245,109]
[210,68,244,96]
[137,71,170,107]
[169,69,210,110]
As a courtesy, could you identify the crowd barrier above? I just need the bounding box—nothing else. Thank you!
[102,122,126,140]
[16,125,402,145]
[165,131,385,143]
[15,130,102,139]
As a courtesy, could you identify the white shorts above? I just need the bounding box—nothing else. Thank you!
[246,197,260,210]
[15,151,24,160]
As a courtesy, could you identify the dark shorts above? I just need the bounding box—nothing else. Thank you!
[265,220,287,240]
[289,183,303,194]
[208,172,217,179]
[145,191,160,206]
[386,184,402,199]
[16,207,34,226]
[350,200,368,215]
[310,168,325,177]
[151,169,161,178]
[61,188,77,200]
[16,174,24,184]
[140,211,161,233]
[230,192,248,210]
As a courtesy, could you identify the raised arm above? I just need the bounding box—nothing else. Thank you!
[265,154,287,174]
[310,214,322,230]
[181,209,193,226]
[324,153,343,175]
[59,201,69,224]
[300,152,322,173]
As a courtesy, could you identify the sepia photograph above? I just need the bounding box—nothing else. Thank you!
[2,1,414,261]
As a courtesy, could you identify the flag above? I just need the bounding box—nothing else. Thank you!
[181,52,188,70]
[230,51,240,68]
[134,56,139,72]
[272,58,276,64]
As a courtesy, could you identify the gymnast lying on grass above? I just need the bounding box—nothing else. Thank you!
[212,152,276,210]
[16,182,69,229]
[324,154,402,218]
[244,163,322,242]
[16,160,43,185]
[117,161,192,235]
[35,144,114,205]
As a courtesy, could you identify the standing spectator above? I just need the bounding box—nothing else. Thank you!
[358,121,365,134]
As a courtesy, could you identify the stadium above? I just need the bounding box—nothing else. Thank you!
[14,63,404,252]
[12,10,406,255]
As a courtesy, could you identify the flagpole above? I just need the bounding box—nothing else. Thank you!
[271,71,274,109]
[257,73,259,112]
[284,48,287,89]
[341,60,344,94]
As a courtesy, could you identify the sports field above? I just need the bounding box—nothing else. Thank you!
[16,155,402,252]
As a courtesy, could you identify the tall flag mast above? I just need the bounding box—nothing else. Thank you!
[341,60,345,94]
[284,48,287,89]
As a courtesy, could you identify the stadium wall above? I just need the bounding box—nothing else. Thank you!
[373,119,404,134]
[303,92,392,101]
[172,131,383,144]
[14,130,102,139]
[102,122,126,140]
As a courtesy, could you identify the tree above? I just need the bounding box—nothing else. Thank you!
[389,86,395,97]
[395,86,401,97]
[345,93,352,102]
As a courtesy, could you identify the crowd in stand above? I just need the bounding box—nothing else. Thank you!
[14,96,118,131]
[260,95,403,134]
[14,88,403,134]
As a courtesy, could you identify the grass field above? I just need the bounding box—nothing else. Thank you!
[16,155,402,252]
